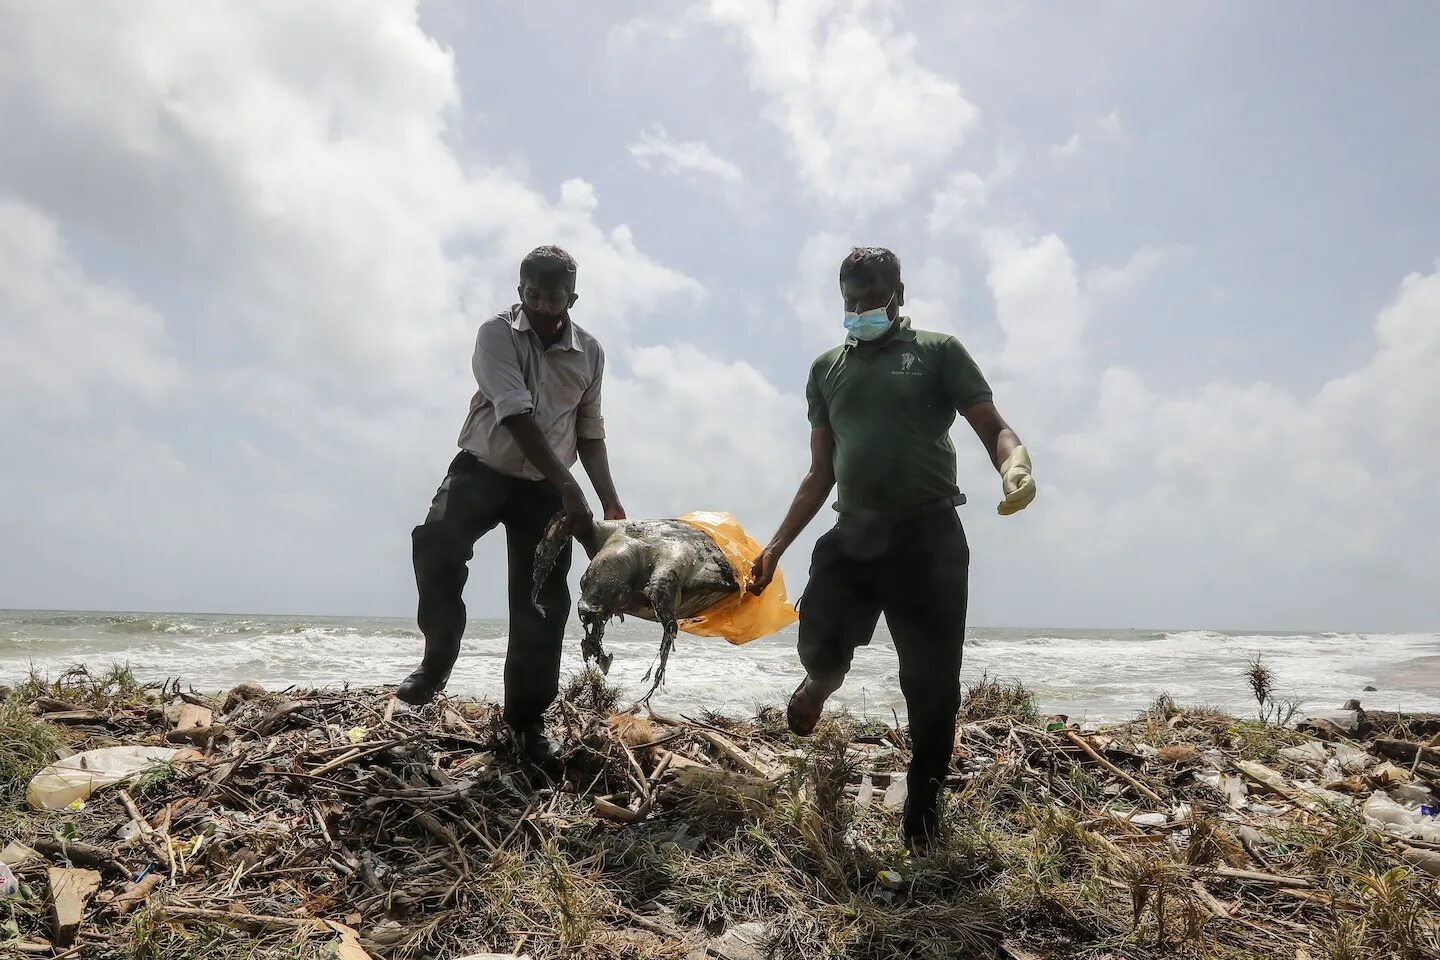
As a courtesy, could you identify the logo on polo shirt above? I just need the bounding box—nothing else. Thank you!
[894,351,923,376]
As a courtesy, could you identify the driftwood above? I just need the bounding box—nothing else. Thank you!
[47,867,102,946]
[1372,738,1440,769]
[1348,706,1440,740]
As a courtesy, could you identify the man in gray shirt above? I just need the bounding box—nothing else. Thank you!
[398,246,625,765]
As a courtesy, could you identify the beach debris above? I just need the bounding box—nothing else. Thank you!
[1,841,38,867]
[1278,741,1328,766]
[25,745,187,811]
[47,866,101,946]
[1157,744,1200,765]
[2,667,1438,959]
[0,860,19,898]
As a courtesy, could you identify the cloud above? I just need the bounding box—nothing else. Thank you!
[0,0,705,616]
[0,0,702,405]
[605,344,807,524]
[702,0,979,210]
[1085,244,1181,302]
[1051,133,1082,161]
[629,125,745,185]
[0,198,180,419]
[927,170,988,234]
[981,228,1089,381]
[1018,259,1440,627]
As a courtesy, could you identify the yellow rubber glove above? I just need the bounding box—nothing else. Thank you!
[997,445,1035,516]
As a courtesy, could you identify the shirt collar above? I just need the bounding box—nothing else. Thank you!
[844,316,917,349]
[509,303,579,351]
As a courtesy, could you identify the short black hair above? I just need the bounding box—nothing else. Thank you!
[839,247,902,290]
[520,245,578,290]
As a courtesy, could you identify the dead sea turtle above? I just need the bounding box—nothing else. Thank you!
[531,515,739,699]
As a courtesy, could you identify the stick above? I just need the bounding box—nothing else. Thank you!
[1190,880,1232,919]
[156,906,325,934]
[594,796,651,824]
[648,749,675,787]
[697,729,771,779]
[1063,731,1164,804]
[1208,865,1311,889]
[618,741,650,801]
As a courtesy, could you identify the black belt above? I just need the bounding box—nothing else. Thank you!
[833,492,966,524]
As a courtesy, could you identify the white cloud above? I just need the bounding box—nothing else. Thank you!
[1021,260,1440,626]
[787,230,849,341]
[1085,244,1180,301]
[1051,133,1082,160]
[629,125,744,185]
[1097,109,1125,138]
[927,170,988,234]
[703,0,979,210]
[0,0,705,616]
[0,198,180,418]
[981,228,1089,381]
[0,0,703,406]
[605,344,807,525]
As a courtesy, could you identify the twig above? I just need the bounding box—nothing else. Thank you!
[697,728,772,779]
[1207,865,1311,889]
[1063,730,1164,804]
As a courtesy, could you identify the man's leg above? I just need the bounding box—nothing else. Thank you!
[401,453,506,705]
[791,525,882,735]
[499,478,571,757]
[880,511,970,852]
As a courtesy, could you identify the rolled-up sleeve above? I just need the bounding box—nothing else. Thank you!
[472,321,533,422]
[576,345,607,440]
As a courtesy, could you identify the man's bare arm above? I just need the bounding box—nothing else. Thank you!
[964,401,1034,515]
[577,438,625,520]
[501,413,593,533]
[749,427,836,593]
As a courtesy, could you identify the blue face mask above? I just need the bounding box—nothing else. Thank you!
[843,298,895,341]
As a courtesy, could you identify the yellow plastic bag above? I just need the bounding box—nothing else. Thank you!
[675,511,798,644]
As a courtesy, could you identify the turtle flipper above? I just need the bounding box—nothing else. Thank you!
[529,512,572,616]
[638,569,682,704]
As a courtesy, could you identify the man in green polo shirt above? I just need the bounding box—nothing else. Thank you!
[749,246,1035,854]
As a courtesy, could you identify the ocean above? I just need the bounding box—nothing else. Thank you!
[3,610,1438,723]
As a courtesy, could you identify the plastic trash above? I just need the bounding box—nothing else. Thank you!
[1196,771,1249,809]
[26,745,185,811]
[0,861,18,898]
[1128,812,1169,828]
[673,512,799,644]
[0,842,37,867]
[1334,743,1376,773]
[1278,742,1327,766]
[1391,783,1433,807]
[1363,791,1440,841]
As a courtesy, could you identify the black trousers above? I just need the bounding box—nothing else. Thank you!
[797,509,970,827]
[412,451,573,726]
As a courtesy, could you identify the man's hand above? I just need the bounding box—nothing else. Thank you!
[997,445,1036,516]
[560,483,594,537]
[748,547,781,595]
[603,503,627,521]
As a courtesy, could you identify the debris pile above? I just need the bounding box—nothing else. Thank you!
[1,666,1438,959]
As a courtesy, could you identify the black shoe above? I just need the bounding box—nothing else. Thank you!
[512,722,563,769]
[901,792,941,855]
[786,675,838,736]
[395,667,448,706]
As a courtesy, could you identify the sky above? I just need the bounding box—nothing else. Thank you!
[1,1,1437,631]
